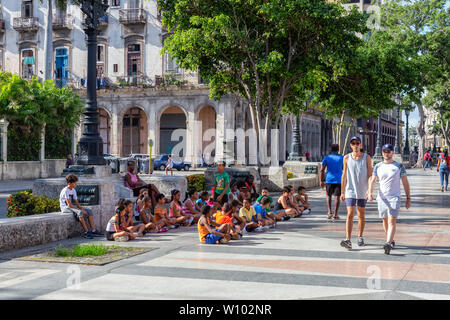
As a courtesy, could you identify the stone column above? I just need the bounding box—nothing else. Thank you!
[0,119,8,162]
[110,111,120,156]
[148,104,157,158]
[185,110,196,163]
[39,124,46,162]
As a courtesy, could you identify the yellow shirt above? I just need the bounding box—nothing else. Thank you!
[198,217,210,242]
[239,206,256,221]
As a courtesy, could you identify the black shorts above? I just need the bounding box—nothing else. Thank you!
[326,184,341,197]
[213,193,228,205]
[106,231,115,241]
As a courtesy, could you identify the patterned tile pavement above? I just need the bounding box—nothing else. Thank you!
[0,169,448,300]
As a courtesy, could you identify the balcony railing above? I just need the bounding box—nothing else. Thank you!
[52,14,74,30]
[13,17,39,31]
[119,8,147,24]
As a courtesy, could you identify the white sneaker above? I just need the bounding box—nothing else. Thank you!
[255,226,264,232]
[115,236,129,242]
[303,209,311,215]
[263,225,270,231]
[170,225,176,229]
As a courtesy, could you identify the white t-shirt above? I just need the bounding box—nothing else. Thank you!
[373,161,407,198]
[59,186,77,211]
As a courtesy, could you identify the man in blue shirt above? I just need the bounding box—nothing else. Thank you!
[320,144,344,220]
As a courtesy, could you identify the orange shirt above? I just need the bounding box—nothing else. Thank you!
[215,211,233,226]
[198,217,210,242]
[153,207,167,222]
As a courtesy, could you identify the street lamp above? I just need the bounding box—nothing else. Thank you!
[403,109,410,156]
[374,115,382,157]
[394,94,402,154]
[288,111,303,161]
[75,0,109,165]
[433,119,437,154]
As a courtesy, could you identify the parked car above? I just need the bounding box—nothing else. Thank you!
[153,154,191,171]
[129,153,150,160]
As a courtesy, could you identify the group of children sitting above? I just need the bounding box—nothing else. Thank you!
[106,184,312,244]
[60,173,312,244]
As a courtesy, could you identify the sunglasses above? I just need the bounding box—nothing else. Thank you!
[350,142,360,146]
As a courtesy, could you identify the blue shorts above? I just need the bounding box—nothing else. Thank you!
[345,198,367,208]
[204,229,222,244]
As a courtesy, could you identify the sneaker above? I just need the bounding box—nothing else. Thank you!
[327,213,333,219]
[83,232,94,239]
[282,215,291,221]
[391,240,395,248]
[219,237,229,244]
[357,237,365,247]
[231,233,242,240]
[255,226,264,232]
[136,232,144,238]
[383,242,393,255]
[91,230,104,237]
[303,209,311,215]
[333,215,340,220]
[159,227,169,233]
[340,239,352,250]
[115,236,129,242]
[442,186,444,192]
[263,225,270,231]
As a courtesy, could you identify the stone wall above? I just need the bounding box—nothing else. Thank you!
[0,212,84,253]
[261,163,321,192]
[0,160,66,180]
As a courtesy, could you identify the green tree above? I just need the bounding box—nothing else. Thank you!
[0,71,85,160]
[158,0,369,165]
[378,0,449,166]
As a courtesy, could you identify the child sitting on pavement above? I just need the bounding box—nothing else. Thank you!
[196,191,210,209]
[182,188,202,223]
[239,198,264,232]
[105,200,136,242]
[198,205,231,244]
[254,196,276,229]
[154,193,179,230]
[214,202,243,240]
[169,189,192,226]
[119,198,146,237]
[141,196,168,233]
[295,186,311,215]
[59,174,103,239]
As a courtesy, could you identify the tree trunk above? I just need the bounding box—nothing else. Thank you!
[414,104,426,168]
[337,111,346,154]
[44,0,53,81]
[342,117,355,155]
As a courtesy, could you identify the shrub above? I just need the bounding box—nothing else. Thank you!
[186,174,206,192]
[6,190,60,218]
[287,170,295,179]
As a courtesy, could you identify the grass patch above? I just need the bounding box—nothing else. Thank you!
[55,244,109,257]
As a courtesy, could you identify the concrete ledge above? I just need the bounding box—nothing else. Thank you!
[261,165,320,192]
[0,160,66,180]
[0,212,84,253]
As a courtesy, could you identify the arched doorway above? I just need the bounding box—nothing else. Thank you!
[98,108,111,155]
[159,106,187,158]
[122,107,148,156]
[197,105,216,165]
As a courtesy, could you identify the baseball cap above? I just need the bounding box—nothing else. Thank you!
[350,136,361,143]
[382,144,394,152]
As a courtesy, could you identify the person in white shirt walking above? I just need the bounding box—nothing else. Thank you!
[367,144,411,255]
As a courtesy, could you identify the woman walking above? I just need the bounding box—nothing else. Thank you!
[437,147,450,192]
[165,154,174,176]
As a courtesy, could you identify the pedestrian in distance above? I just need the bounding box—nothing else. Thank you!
[320,144,344,220]
[436,147,450,192]
[165,154,174,176]
[424,150,432,170]
[65,154,73,169]
[367,144,411,255]
[340,136,373,250]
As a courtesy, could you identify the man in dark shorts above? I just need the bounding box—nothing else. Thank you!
[320,144,344,220]
[213,161,230,206]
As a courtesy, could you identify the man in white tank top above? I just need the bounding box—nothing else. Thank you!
[340,136,373,250]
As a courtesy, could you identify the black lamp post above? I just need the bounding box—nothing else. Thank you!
[288,111,302,161]
[394,94,402,154]
[75,0,108,165]
[374,115,382,157]
[433,119,437,154]
[403,109,410,156]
